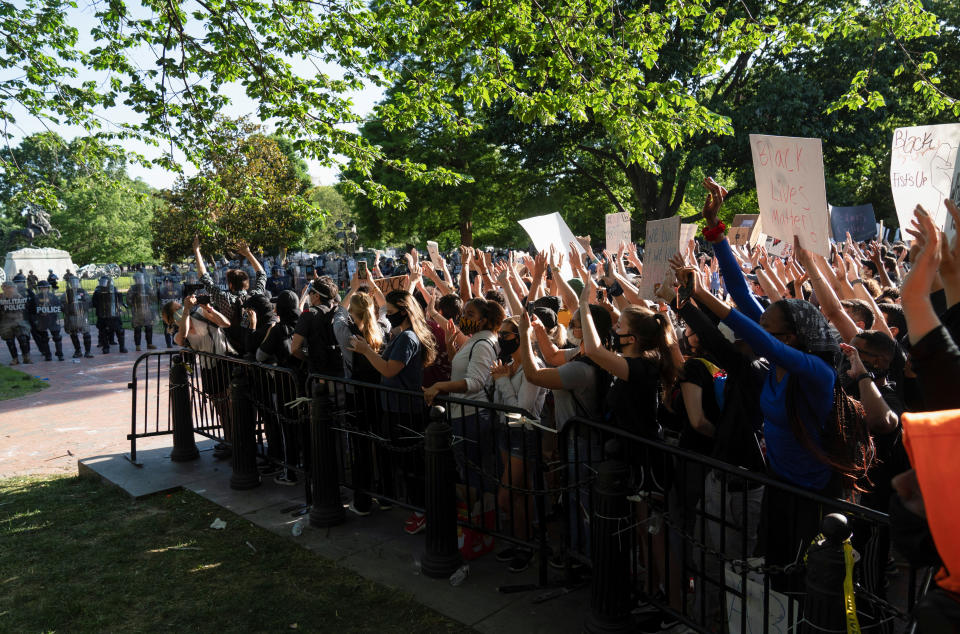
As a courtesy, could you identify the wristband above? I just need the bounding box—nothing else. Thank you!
[702,221,727,242]
[854,372,875,383]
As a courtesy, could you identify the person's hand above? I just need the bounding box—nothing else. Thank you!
[891,469,926,518]
[568,242,582,271]
[490,359,511,380]
[792,235,814,271]
[183,294,198,309]
[597,287,615,313]
[840,343,868,379]
[701,177,728,228]
[349,334,372,355]
[441,317,459,341]
[533,251,547,278]
[459,245,472,264]
[192,235,201,252]
[902,205,942,303]
[668,252,687,272]
[245,307,257,330]
[580,274,597,306]
[939,199,960,288]
[422,384,442,405]
[236,241,251,256]
[757,246,770,270]
[496,267,510,288]
[655,270,677,303]
[519,308,533,337]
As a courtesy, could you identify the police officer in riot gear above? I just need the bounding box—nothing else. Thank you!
[127,271,157,352]
[64,276,94,358]
[93,275,127,354]
[47,269,59,290]
[156,276,180,348]
[29,280,64,361]
[0,280,32,364]
[26,270,38,291]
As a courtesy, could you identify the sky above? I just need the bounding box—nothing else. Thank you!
[3,1,385,189]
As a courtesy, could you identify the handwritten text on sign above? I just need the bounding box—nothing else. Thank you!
[889,124,960,237]
[605,212,632,249]
[638,216,680,301]
[750,134,830,257]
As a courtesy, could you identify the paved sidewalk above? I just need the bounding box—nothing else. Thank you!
[0,341,173,477]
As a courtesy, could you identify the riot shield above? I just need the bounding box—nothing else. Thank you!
[63,277,90,333]
[33,282,62,331]
[94,276,120,319]
[127,270,156,327]
[156,275,181,314]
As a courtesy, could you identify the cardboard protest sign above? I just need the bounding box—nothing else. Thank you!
[828,204,876,242]
[605,212,632,250]
[638,216,681,301]
[374,275,408,294]
[518,212,584,280]
[730,214,761,246]
[890,124,960,237]
[750,134,831,256]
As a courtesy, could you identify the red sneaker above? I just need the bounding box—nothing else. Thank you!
[404,512,426,535]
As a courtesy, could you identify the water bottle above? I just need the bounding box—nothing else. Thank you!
[449,564,470,587]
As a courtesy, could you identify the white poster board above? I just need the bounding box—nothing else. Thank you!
[605,212,632,250]
[890,124,960,238]
[750,134,831,257]
[638,216,681,301]
[518,212,584,280]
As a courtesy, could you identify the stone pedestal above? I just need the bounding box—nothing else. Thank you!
[4,248,77,282]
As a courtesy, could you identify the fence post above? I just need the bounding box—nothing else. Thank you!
[421,405,462,579]
[229,368,261,490]
[585,439,633,634]
[802,513,855,634]
[169,353,199,462]
[309,380,345,528]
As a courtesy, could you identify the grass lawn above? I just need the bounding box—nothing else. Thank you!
[0,365,49,401]
[0,475,468,633]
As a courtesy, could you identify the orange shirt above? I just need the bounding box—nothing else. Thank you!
[901,408,960,595]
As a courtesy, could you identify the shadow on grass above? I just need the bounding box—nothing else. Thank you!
[0,475,468,633]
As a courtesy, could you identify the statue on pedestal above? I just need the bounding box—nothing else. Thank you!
[1,204,61,246]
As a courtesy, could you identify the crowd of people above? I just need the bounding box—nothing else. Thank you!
[147,181,954,630]
[8,178,957,630]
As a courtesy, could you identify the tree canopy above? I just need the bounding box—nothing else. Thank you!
[151,119,315,262]
[1,0,956,229]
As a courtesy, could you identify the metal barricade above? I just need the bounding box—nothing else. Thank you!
[560,415,928,634]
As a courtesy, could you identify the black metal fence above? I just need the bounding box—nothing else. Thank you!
[127,351,931,633]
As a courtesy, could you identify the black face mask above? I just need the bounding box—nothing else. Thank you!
[862,361,888,381]
[610,333,634,353]
[498,336,519,361]
[386,311,407,329]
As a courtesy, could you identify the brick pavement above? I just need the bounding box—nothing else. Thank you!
[0,334,174,477]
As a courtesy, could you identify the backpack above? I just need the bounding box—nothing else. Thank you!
[305,303,344,377]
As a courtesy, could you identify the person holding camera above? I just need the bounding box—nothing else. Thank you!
[161,291,236,456]
[192,236,266,356]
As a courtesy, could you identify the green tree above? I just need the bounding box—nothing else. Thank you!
[2,0,955,220]
[52,177,158,264]
[151,119,316,262]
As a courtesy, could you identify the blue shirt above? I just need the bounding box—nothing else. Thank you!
[380,329,423,412]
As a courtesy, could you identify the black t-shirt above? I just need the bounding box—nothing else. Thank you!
[605,356,662,440]
[677,358,721,455]
[294,303,343,376]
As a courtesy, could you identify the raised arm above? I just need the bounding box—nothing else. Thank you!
[794,237,859,343]
[579,282,630,380]
[519,311,565,389]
